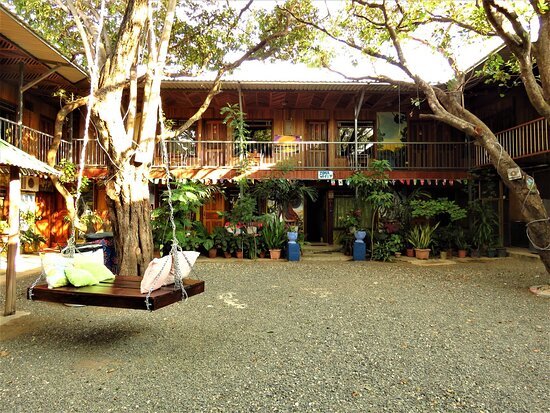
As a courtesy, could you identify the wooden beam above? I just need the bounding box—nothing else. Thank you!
[4,166,20,316]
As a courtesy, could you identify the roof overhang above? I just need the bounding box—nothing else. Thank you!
[0,4,87,86]
[0,139,60,177]
[161,79,411,93]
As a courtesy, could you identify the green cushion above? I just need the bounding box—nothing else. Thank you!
[42,253,69,288]
[73,255,115,283]
[65,267,99,287]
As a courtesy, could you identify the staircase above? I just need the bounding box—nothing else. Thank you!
[301,243,351,261]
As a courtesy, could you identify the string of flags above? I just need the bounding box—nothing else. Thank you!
[150,177,467,186]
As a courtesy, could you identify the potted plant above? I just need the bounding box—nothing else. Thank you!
[407,223,439,260]
[454,227,469,258]
[496,244,507,258]
[261,214,287,259]
[203,232,217,258]
[470,201,498,256]
[20,227,46,253]
[80,209,104,233]
[286,224,299,244]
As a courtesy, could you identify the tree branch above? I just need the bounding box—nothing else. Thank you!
[55,0,95,69]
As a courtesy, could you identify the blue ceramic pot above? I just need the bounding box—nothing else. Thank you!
[287,232,298,243]
[354,230,367,243]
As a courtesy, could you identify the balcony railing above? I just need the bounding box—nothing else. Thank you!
[72,138,107,167]
[474,117,549,166]
[5,114,547,173]
[0,117,71,164]
[152,140,471,170]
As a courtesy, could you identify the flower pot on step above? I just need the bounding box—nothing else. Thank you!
[496,247,507,257]
[457,249,467,258]
[414,248,430,260]
[269,249,281,260]
[208,248,217,258]
[406,248,415,257]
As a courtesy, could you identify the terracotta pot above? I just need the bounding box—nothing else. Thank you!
[406,248,415,257]
[236,250,244,259]
[259,251,266,259]
[414,248,430,260]
[208,248,217,258]
[457,249,467,258]
[470,249,481,258]
[269,249,281,260]
[223,251,232,258]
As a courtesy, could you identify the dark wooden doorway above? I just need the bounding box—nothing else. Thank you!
[306,189,326,243]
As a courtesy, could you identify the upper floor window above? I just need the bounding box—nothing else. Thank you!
[337,120,374,157]
[246,120,272,156]
[248,120,272,141]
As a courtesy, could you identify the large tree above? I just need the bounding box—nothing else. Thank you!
[284,0,550,275]
[11,0,315,275]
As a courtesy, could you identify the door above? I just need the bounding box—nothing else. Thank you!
[305,189,326,243]
[306,122,328,168]
[202,193,225,233]
[203,121,227,166]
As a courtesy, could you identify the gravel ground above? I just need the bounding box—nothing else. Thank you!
[0,257,548,413]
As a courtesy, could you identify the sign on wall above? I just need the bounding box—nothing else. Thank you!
[318,170,334,180]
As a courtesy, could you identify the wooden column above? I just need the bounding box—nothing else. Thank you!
[4,166,20,316]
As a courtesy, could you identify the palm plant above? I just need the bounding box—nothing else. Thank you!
[470,201,498,251]
[407,223,440,249]
[252,179,317,221]
[261,214,287,250]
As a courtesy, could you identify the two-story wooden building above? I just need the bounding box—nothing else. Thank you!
[1,4,548,248]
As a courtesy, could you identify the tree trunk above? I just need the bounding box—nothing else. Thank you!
[105,164,153,276]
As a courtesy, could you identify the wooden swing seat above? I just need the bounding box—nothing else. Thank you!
[27,276,205,311]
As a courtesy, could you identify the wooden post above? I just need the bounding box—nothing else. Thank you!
[4,166,21,316]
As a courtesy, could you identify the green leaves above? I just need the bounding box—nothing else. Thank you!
[410,198,467,222]
[151,180,220,250]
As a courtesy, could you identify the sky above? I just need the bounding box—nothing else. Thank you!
[177,0,505,85]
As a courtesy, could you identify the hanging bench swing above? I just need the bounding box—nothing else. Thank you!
[27,276,204,311]
[27,87,204,311]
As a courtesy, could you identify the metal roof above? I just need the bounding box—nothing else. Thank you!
[0,4,87,85]
[161,79,405,92]
[0,139,60,177]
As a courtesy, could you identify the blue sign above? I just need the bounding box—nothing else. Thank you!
[318,170,334,180]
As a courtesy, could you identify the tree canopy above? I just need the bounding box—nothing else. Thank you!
[282,0,550,274]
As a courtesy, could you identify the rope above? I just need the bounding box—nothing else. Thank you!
[67,0,107,257]
[143,100,198,311]
[30,2,107,299]
[526,218,550,251]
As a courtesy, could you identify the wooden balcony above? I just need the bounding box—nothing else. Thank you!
[0,117,71,164]
[474,117,549,166]
[151,140,471,171]
[4,115,546,177]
